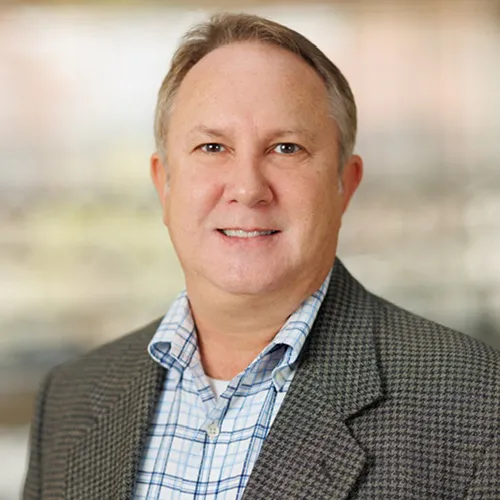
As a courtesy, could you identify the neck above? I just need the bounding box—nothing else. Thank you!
[186,271,329,380]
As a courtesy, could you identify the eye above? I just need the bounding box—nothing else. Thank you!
[199,143,226,153]
[272,143,302,155]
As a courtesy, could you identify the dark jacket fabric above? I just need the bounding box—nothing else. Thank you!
[23,260,500,499]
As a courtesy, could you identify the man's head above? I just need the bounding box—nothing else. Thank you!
[151,13,363,300]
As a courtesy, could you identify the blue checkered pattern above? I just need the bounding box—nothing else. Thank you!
[132,271,331,500]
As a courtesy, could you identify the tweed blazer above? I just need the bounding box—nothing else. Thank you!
[24,260,500,499]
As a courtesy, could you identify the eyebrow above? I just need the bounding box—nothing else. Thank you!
[186,126,230,141]
[186,125,316,143]
[267,128,316,142]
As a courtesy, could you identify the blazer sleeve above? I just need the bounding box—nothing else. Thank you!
[464,424,500,499]
[23,370,54,500]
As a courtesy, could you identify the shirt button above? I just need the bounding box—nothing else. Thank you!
[206,422,219,439]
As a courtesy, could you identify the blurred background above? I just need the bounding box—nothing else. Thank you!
[1,0,499,497]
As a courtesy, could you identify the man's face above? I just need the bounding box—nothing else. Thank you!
[152,42,362,297]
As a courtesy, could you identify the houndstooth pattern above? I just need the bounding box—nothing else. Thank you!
[23,259,500,499]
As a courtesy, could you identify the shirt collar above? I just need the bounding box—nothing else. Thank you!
[148,290,197,373]
[148,269,332,390]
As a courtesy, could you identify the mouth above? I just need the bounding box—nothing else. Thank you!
[217,228,280,238]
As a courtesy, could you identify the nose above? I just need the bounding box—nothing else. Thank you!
[223,154,273,207]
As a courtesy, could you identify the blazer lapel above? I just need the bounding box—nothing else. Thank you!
[243,259,384,500]
[64,325,165,500]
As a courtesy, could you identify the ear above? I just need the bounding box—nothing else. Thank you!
[150,152,170,226]
[340,154,363,213]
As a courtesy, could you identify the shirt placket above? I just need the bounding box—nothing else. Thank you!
[190,368,246,498]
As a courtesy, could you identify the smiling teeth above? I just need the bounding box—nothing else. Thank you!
[221,229,276,238]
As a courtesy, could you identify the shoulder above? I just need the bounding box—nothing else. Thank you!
[372,292,499,363]
[43,318,162,405]
[328,259,499,377]
[369,292,500,406]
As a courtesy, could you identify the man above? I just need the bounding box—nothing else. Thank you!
[24,13,500,500]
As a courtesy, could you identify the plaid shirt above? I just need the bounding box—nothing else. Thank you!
[133,272,331,500]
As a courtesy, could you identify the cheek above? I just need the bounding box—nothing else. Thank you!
[290,171,339,217]
[167,174,223,229]
[290,184,342,250]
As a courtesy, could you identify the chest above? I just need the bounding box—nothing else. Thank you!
[132,366,289,499]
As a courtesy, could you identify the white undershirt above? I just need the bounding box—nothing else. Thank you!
[207,376,231,400]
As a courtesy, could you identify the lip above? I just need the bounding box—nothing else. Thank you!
[215,228,281,244]
[217,228,280,232]
[216,228,280,237]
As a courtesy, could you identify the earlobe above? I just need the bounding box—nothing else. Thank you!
[341,154,363,213]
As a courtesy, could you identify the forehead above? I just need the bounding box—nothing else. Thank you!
[169,41,332,132]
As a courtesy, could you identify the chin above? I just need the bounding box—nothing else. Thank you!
[208,267,289,297]
[215,277,279,296]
